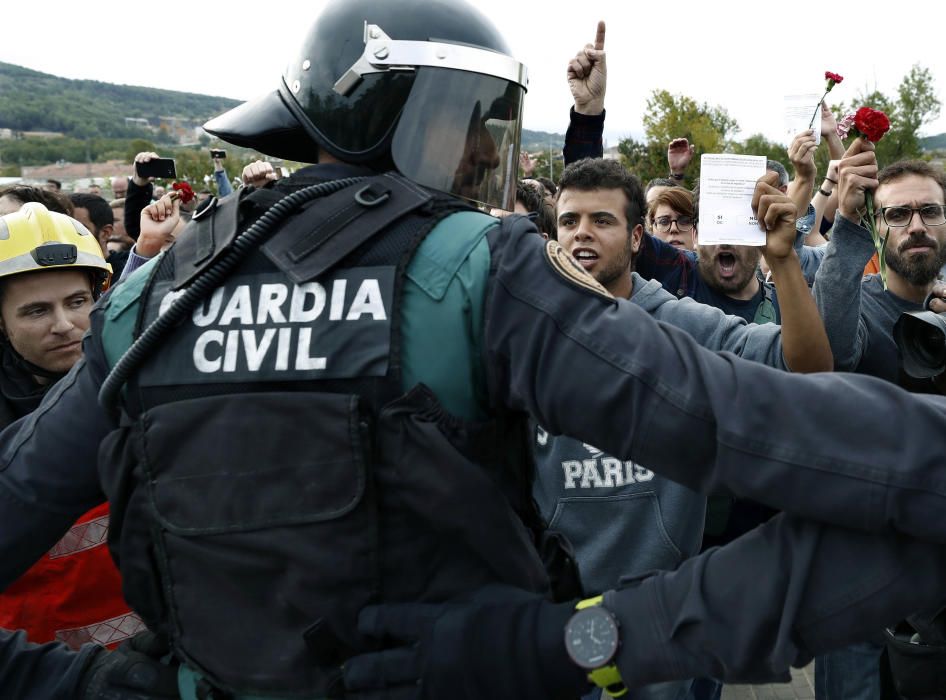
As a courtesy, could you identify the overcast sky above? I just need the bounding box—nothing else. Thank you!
[4,0,945,149]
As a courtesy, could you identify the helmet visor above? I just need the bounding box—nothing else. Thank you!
[391,67,524,211]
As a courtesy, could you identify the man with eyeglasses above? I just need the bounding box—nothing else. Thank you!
[811,140,946,700]
[814,142,946,387]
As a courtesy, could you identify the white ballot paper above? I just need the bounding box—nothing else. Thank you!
[784,93,822,145]
[698,154,767,246]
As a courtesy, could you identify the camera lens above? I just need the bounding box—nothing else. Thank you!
[895,311,946,379]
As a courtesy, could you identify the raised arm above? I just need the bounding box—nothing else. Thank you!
[563,22,606,165]
[667,138,695,185]
[786,131,818,221]
[755,178,833,372]
[812,138,879,370]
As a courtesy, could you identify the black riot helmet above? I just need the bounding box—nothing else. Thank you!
[203,0,528,210]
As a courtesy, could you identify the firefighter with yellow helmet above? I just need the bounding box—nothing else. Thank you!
[0,202,110,403]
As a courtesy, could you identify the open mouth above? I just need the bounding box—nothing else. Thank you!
[572,248,599,270]
[717,252,737,277]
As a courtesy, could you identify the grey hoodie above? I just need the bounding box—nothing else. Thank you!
[533,273,788,597]
[533,275,790,700]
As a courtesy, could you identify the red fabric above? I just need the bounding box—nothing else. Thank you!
[0,503,140,649]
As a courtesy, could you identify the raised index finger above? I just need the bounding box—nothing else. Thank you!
[594,21,606,51]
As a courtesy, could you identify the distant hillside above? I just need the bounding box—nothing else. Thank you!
[521,128,565,153]
[0,60,564,167]
[0,62,239,139]
[920,133,946,151]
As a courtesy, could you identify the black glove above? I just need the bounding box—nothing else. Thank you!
[339,585,590,700]
[78,631,180,700]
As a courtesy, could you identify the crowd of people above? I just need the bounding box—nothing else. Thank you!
[1,4,945,700]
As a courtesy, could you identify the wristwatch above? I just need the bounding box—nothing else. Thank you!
[669,172,685,181]
[564,596,627,697]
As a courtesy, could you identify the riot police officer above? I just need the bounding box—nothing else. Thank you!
[4,1,946,699]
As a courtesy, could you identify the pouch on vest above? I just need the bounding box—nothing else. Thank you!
[372,383,548,595]
[136,390,375,696]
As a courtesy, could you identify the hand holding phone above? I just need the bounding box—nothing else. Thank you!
[135,157,177,180]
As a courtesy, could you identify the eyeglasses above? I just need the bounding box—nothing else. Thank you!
[652,215,694,233]
[877,205,946,227]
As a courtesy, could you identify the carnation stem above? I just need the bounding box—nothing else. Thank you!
[863,189,888,289]
[808,92,829,130]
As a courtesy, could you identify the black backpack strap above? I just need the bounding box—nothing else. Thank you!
[261,172,433,284]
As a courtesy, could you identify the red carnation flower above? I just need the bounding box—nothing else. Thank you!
[172,181,195,204]
[853,107,891,143]
[809,70,845,129]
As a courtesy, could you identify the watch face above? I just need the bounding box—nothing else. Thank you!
[565,607,620,670]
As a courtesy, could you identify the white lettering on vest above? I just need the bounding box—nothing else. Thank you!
[289,282,326,323]
[193,288,224,327]
[257,284,288,324]
[160,273,391,376]
[223,330,239,372]
[219,285,253,326]
[194,330,225,372]
[275,328,292,371]
[295,327,327,370]
[346,280,387,320]
[242,328,277,371]
[159,289,186,317]
[329,280,346,321]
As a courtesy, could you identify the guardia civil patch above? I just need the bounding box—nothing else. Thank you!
[137,266,395,387]
[544,240,613,299]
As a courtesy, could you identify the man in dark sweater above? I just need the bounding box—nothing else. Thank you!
[814,154,946,386]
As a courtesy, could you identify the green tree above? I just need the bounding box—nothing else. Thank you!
[530,148,564,183]
[731,133,790,172]
[887,64,941,163]
[617,137,664,185]
[618,89,740,184]
[125,139,157,162]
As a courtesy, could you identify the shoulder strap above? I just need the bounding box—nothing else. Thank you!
[171,189,266,290]
[261,172,433,284]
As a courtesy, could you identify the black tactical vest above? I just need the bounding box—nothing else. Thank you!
[98,170,550,697]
